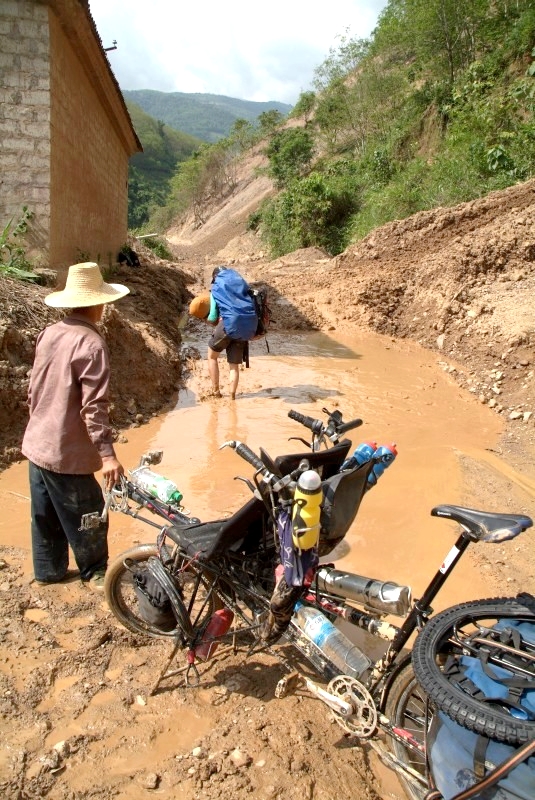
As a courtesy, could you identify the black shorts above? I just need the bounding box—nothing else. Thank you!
[208,320,246,365]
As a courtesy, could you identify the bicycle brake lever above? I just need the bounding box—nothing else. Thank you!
[234,476,256,493]
[288,436,311,449]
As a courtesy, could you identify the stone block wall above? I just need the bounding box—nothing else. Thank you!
[0,1,51,261]
[1,1,137,275]
[48,10,128,273]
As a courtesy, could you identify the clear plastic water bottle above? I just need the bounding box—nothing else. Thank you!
[367,444,397,488]
[132,467,183,504]
[340,440,377,472]
[293,602,370,677]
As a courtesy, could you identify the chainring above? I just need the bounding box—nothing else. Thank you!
[327,675,378,738]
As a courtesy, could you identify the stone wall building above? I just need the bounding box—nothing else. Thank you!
[0,0,141,273]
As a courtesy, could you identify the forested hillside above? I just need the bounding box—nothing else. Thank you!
[123,89,292,142]
[146,0,535,255]
[126,102,202,229]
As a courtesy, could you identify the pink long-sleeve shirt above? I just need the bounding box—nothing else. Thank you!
[21,315,116,474]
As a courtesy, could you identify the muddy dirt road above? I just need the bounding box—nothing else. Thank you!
[1,325,534,800]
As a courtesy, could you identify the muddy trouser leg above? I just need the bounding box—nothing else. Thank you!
[29,463,108,581]
[260,575,304,644]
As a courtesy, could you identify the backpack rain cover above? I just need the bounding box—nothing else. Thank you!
[211,268,258,341]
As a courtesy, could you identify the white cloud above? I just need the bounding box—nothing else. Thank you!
[88,0,388,104]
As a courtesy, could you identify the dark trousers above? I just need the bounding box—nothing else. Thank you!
[29,462,108,581]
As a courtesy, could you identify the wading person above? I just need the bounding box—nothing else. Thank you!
[21,262,129,590]
[189,266,258,400]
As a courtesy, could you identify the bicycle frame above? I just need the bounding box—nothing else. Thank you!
[98,408,533,800]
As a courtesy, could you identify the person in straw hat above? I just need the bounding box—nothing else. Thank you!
[21,262,130,590]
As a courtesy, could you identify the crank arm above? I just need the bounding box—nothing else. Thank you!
[303,676,354,717]
[275,672,353,718]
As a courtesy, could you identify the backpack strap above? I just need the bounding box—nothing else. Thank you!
[473,735,489,779]
[444,654,535,720]
[477,650,535,717]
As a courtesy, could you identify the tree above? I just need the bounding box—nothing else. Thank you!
[265,129,315,188]
[257,110,284,136]
[314,32,369,92]
[128,167,159,229]
[395,0,487,86]
[229,118,255,151]
[292,91,316,122]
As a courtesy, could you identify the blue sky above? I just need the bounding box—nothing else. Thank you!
[89,0,388,105]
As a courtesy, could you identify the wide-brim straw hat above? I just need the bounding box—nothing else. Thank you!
[45,262,130,308]
[189,293,211,319]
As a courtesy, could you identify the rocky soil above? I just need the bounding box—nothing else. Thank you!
[1,169,535,800]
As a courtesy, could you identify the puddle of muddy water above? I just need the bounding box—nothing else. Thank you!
[0,328,516,615]
[44,702,212,792]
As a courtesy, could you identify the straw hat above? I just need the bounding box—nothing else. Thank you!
[45,262,130,308]
[189,293,211,319]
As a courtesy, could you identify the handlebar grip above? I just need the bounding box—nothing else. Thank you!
[288,409,323,434]
[233,442,268,473]
[338,418,363,435]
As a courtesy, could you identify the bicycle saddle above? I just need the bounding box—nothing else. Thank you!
[432,504,533,542]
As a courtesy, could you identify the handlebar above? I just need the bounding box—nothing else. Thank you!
[337,418,364,435]
[222,440,269,474]
[287,409,324,434]
[288,408,363,441]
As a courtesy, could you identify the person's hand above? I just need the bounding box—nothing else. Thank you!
[101,456,124,491]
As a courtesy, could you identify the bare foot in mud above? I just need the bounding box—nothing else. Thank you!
[199,388,222,401]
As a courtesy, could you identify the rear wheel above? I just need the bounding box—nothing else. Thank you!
[411,595,535,745]
[383,662,428,800]
[104,544,221,640]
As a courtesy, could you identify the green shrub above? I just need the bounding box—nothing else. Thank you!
[258,165,361,257]
[265,129,315,188]
[0,206,42,283]
[142,236,173,260]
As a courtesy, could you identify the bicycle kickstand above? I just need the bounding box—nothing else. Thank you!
[148,639,200,695]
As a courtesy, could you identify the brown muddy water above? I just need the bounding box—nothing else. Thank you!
[0,328,511,612]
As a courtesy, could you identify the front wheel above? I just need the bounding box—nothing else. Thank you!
[383,662,428,800]
[104,544,221,640]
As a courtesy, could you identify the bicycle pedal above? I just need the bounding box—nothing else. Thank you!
[275,670,301,698]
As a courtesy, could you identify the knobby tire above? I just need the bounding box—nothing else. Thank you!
[411,595,535,746]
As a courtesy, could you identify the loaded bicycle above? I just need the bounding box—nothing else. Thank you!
[84,407,535,800]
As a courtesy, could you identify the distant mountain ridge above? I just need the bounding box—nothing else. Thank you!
[123,89,292,143]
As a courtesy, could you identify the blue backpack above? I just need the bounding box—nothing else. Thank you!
[211,267,258,341]
[427,620,535,800]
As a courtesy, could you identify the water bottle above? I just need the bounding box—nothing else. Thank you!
[367,444,397,488]
[293,602,371,678]
[132,467,183,504]
[194,608,234,661]
[340,440,377,472]
[291,470,322,550]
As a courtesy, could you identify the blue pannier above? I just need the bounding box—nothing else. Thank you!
[429,712,535,800]
[427,621,535,800]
